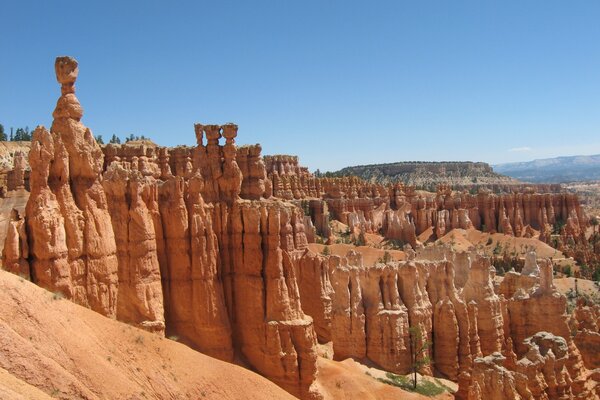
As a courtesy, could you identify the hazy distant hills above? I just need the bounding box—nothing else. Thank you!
[494,154,600,183]
[329,161,517,187]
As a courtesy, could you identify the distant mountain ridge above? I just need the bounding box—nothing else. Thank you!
[329,161,517,188]
[494,154,600,183]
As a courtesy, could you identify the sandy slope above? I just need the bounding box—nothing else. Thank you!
[315,357,452,400]
[0,270,294,400]
[307,243,405,266]
[437,228,571,260]
[554,277,600,298]
[0,366,52,400]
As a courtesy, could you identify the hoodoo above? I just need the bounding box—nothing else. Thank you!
[2,57,600,400]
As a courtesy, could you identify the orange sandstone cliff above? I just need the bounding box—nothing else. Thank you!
[2,56,599,400]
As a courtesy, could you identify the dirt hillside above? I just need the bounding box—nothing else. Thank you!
[0,270,295,400]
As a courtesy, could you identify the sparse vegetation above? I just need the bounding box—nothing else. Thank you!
[492,242,503,256]
[376,372,446,396]
[408,326,431,390]
[564,265,572,278]
[377,251,393,264]
[387,239,406,250]
[355,231,367,246]
[322,246,331,256]
[552,218,566,235]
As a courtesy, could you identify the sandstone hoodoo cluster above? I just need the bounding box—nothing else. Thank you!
[2,56,600,399]
[266,158,587,250]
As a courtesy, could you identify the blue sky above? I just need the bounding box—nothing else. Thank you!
[2,1,599,171]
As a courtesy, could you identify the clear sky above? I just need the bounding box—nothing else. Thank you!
[2,1,600,171]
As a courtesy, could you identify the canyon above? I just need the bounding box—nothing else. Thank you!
[1,56,600,399]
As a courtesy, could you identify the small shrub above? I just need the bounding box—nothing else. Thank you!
[52,291,64,300]
[493,242,502,256]
[168,335,180,341]
[355,232,367,246]
[387,239,406,250]
[322,246,331,256]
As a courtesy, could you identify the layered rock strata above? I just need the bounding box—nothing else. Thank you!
[2,57,318,399]
[3,56,598,400]
[293,245,598,399]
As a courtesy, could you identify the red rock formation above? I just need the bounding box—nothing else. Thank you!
[498,255,596,398]
[3,57,322,398]
[463,331,590,400]
[426,260,472,380]
[25,57,119,317]
[6,150,28,190]
[7,55,600,400]
[217,200,317,398]
[465,352,532,400]
[572,298,600,370]
[237,144,270,200]
[103,166,165,333]
[1,209,29,278]
[462,255,505,355]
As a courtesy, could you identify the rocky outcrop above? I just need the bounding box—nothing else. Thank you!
[462,255,505,355]
[1,209,29,278]
[157,173,233,360]
[2,57,320,399]
[464,332,585,400]
[572,298,600,370]
[103,166,165,334]
[0,141,31,196]
[265,161,588,246]
[221,200,317,398]
[466,352,531,400]
[292,244,599,398]
[237,144,270,200]
[25,57,119,317]
[5,55,599,400]
[6,150,28,191]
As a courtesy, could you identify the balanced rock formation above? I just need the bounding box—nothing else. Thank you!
[25,57,119,318]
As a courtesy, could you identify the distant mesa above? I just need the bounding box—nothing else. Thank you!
[328,161,518,189]
[494,154,600,183]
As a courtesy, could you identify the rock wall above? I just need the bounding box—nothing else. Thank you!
[3,56,598,400]
[2,57,318,399]
[292,245,598,399]
[261,161,588,245]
